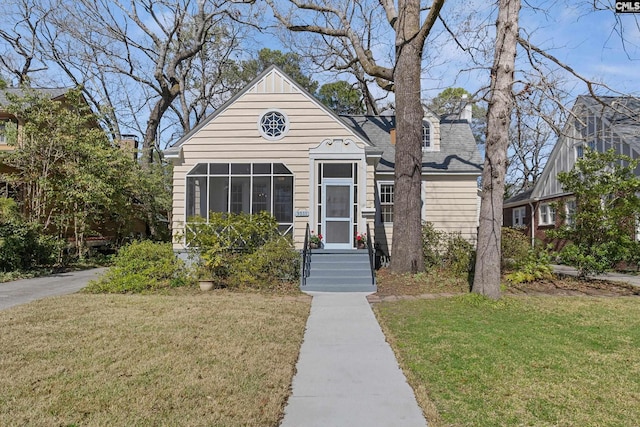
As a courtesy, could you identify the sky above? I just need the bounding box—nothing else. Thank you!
[273,0,640,104]
[419,0,640,100]
[4,0,636,146]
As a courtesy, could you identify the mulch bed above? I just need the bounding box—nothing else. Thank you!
[370,268,640,303]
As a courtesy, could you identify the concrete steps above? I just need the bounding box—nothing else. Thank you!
[302,249,376,292]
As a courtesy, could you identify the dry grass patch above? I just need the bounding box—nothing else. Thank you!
[375,268,470,297]
[0,291,310,426]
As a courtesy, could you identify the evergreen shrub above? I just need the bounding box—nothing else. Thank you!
[85,240,186,293]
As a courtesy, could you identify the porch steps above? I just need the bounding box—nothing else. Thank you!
[302,249,376,293]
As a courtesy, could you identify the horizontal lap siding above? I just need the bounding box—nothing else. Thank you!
[424,176,480,243]
[172,77,366,250]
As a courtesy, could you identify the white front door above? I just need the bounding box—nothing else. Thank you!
[322,178,353,249]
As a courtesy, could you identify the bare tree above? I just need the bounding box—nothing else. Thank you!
[506,79,570,195]
[0,0,51,86]
[472,0,521,299]
[42,0,246,165]
[267,0,446,273]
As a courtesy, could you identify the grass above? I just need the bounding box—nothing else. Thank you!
[374,294,640,426]
[0,291,310,426]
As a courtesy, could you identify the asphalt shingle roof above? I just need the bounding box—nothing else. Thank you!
[341,115,483,174]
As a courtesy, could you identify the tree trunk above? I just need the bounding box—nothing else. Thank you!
[141,87,179,168]
[390,0,425,274]
[472,0,521,299]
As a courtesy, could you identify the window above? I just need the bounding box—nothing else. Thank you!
[378,182,394,224]
[186,163,294,233]
[565,199,576,226]
[258,110,289,140]
[0,120,7,144]
[422,123,430,150]
[539,203,556,226]
[512,206,526,227]
[576,145,584,159]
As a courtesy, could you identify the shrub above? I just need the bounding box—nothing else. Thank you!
[184,212,300,290]
[422,222,445,269]
[444,233,475,278]
[0,221,63,271]
[501,227,530,271]
[550,149,640,277]
[85,240,186,293]
[186,211,279,253]
[557,243,615,278]
[421,222,475,278]
[230,237,300,290]
[505,249,553,284]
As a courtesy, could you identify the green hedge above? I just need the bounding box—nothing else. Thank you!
[85,241,186,293]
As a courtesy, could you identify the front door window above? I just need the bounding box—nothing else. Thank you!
[317,162,359,249]
[324,182,352,246]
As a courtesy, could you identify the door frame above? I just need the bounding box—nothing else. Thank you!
[321,178,353,249]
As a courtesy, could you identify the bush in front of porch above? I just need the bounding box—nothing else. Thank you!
[186,212,300,291]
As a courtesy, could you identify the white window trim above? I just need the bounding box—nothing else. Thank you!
[539,203,556,226]
[0,119,8,145]
[422,121,435,152]
[512,206,526,228]
[185,162,294,232]
[257,109,290,141]
[377,181,394,225]
[565,199,576,226]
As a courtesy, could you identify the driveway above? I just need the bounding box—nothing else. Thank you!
[0,268,107,310]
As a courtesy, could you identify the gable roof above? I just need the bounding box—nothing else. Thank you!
[577,96,640,151]
[505,95,640,206]
[166,65,367,155]
[341,115,483,174]
[0,87,70,107]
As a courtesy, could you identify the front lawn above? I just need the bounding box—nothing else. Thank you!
[0,291,310,426]
[375,295,640,426]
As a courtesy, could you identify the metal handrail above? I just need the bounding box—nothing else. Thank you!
[300,223,311,287]
[366,223,375,285]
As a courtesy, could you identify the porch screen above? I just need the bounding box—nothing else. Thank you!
[186,163,294,232]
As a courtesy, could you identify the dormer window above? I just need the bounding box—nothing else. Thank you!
[422,123,431,150]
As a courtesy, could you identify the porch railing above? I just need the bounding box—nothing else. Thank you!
[300,223,311,287]
[366,222,375,285]
[184,221,292,250]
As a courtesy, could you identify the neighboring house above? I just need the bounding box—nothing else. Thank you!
[0,88,70,193]
[166,66,483,257]
[503,96,640,247]
[0,87,146,245]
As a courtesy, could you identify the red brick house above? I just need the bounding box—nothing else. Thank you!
[503,96,640,247]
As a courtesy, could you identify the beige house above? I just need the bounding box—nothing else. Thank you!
[166,66,482,257]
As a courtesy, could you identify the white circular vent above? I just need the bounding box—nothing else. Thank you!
[258,110,289,140]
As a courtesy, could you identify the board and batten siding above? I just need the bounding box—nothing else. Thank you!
[171,69,368,250]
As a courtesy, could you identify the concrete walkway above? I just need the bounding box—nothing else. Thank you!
[0,268,107,310]
[552,264,640,288]
[280,292,427,427]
